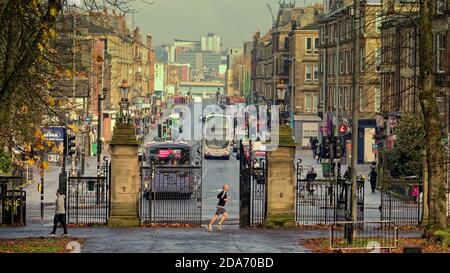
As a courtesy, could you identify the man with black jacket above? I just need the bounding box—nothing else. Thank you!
[208,184,229,232]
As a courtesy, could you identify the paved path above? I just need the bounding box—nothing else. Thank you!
[0,224,422,253]
[0,225,315,253]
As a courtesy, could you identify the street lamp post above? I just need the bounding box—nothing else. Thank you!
[97,87,108,175]
[119,79,131,124]
[276,80,287,125]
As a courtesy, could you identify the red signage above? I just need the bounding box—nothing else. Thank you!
[158,149,181,158]
[338,124,348,134]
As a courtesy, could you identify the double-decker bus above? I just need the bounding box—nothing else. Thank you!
[203,114,232,159]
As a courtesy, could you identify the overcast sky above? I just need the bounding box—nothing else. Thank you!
[129,0,320,48]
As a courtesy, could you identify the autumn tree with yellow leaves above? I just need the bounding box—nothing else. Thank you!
[0,0,135,173]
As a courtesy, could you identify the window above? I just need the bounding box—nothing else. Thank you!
[305,65,312,82]
[351,49,354,73]
[375,48,381,72]
[333,54,337,74]
[437,0,445,14]
[305,95,312,112]
[339,52,344,74]
[360,14,366,35]
[360,47,365,72]
[306,38,313,54]
[314,38,319,54]
[344,86,349,110]
[328,86,333,108]
[313,65,319,82]
[345,51,350,74]
[339,87,344,108]
[331,24,335,40]
[437,34,446,73]
[375,87,381,113]
[320,54,324,73]
[320,27,325,44]
[346,17,351,39]
[313,95,318,111]
[359,87,364,112]
[375,12,382,33]
[349,86,353,111]
[329,54,333,75]
[333,87,338,108]
[284,37,290,50]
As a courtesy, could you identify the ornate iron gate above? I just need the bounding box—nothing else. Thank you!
[295,161,364,225]
[66,161,110,225]
[380,179,422,226]
[239,140,267,228]
[139,141,203,225]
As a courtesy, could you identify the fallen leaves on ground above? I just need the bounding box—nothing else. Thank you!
[300,237,450,253]
[0,237,85,253]
[142,223,198,228]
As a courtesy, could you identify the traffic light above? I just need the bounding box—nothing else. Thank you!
[334,137,343,158]
[64,132,76,157]
[321,136,331,158]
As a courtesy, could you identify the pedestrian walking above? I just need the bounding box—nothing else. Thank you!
[306,167,317,194]
[316,142,322,163]
[49,189,68,236]
[368,168,378,193]
[208,184,229,232]
[310,137,319,158]
[344,166,351,181]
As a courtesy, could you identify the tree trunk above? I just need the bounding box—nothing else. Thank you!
[418,0,448,234]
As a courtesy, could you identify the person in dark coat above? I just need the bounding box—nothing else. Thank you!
[344,166,352,181]
[306,167,317,194]
[369,168,378,193]
[310,137,319,158]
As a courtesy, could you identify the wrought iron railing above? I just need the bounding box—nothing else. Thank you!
[329,221,398,252]
[380,179,422,226]
[0,176,26,226]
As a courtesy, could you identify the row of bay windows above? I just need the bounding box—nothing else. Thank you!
[319,47,370,76]
[319,13,369,45]
[381,30,446,73]
[320,85,381,113]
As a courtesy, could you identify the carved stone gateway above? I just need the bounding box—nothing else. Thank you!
[264,124,297,228]
[108,123,142,227]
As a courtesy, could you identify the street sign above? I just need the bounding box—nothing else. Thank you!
[338,124,348,134]
[42,127,65,142]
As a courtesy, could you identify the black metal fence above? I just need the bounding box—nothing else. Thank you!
[140,165,202,225]
[380,179,422,226]
[239,140,267,227]
[329,221,398,251]
[0,176,26,226]
[296,178,364,225]
[66,162,110,225]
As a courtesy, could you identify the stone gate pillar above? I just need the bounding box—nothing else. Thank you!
[108,123,142,227]
[264,124,297,228]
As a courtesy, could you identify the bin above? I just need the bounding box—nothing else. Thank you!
[92,143,98,156]
[322,163,331,178]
